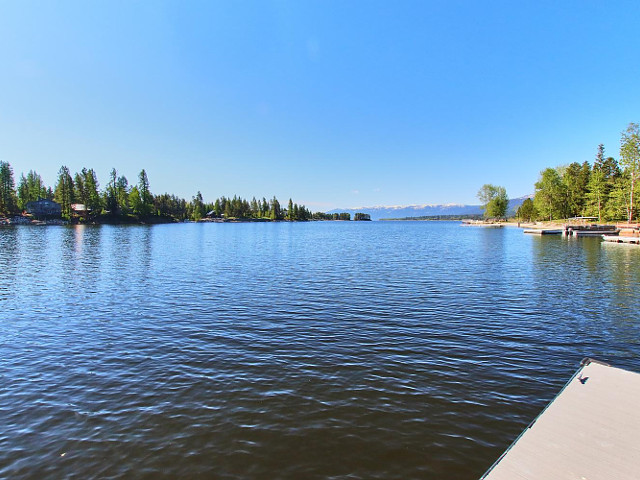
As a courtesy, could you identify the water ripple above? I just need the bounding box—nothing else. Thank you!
[1,222,639,479]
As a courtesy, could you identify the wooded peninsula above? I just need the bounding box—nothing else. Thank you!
[0,165,364,223]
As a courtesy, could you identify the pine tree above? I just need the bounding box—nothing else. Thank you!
[85,168,102,214]
[116,175,130,214]
[271,196,281,220]
[74,171,87,212]
[106,168,118,214]
[16,170,48,210]
[138,169,152,216]
[192,191,204,220]
[0,161,18,215]
[54,166,74,219]
[287,198,294,220]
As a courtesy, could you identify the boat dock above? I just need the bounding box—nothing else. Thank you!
[523,222,618,237]
[481,358,640,480]
[567,225,618,236]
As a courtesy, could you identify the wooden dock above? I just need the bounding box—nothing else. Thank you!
[481,359,640,480]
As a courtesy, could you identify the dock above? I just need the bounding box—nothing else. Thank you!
[566,225,618,236]
[523,224,619,237]
[521,217,619,237]
[573,229,616,237]
[481,358,640,480]
[461,220,504,228]
[523,228,563,235]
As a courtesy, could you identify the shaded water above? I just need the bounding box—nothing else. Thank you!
[1,222,639,479]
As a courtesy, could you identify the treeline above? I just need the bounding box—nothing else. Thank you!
[308,212,352,220]
[518,123,640,223]
[183,193,315,221]
[0,163,324,222]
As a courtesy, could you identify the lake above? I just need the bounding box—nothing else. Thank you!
[1,221,639,479]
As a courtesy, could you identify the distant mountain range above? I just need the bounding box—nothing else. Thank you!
[328,196,531,220]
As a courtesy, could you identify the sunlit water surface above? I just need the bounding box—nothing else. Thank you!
[1,221,639,479]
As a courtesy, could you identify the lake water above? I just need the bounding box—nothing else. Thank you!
[1,221,639,479]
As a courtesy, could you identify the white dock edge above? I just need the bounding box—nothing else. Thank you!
[481,359,640,480]
[602,236,640,244]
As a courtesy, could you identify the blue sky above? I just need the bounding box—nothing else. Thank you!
[1,1,639,210]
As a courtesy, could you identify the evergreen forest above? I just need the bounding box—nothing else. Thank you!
[0,164,345,222]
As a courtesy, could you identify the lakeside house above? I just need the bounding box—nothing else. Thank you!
[206,211,226,219]
[71,203,90,215]
[25,199,62,218]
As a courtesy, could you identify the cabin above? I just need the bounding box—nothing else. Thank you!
[25,199,62,218]
[206,210,225,218]
[71,203,90,215]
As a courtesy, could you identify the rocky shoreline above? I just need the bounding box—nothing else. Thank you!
[0,216,68,226]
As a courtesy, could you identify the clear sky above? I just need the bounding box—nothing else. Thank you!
[1,1,639,210]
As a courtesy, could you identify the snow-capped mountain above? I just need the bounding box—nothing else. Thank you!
[328,196,531,220]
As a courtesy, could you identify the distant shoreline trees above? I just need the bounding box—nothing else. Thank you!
[0,162,344,223]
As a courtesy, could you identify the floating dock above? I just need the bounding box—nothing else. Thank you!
[567,225,618,236]
[573,229,617,237]
[522,219,620,237]
[461,221,504,228]
[481,358,640,480]
[523,228,563,235]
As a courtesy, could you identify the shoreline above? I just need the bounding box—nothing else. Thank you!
[0,215,177,226]
[0,215,353,226]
